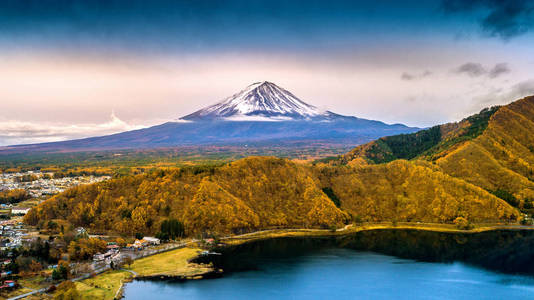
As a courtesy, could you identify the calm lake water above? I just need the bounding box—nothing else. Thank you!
[124,230,534,300]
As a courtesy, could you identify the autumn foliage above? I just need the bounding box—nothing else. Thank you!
[0,188,31,204]
[68,237,107,261]
[25,97,534,235]
[341,96,534,215]
[26,157,348,235]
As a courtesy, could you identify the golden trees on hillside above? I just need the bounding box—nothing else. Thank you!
[25,151,521,237]
[183,179,259,235]
[317,160,518,223]
[436,98,534,206]
[26,157,349,236]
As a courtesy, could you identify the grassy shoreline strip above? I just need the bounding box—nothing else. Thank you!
[222,223,534,245]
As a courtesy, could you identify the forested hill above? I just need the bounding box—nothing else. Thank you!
[341,105,500,165]
[26,156,518,236]
[25,97,534,236]
[25,158,349,235]
[341,96,534,212]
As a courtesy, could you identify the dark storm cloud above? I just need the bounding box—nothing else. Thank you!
[442,0,534,39]
[401,71,433,81]
[454,62,510,78]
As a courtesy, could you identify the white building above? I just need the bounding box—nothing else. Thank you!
[11,207,30,215]
[143,237,160,245]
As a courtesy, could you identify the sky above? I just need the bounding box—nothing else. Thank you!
[1,0,534,145]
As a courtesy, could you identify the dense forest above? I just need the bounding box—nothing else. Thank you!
[25,156,517,236]
[25,158,349,236]
[342,96,534,212]
[24,97,534,236]
[342,106,500,164]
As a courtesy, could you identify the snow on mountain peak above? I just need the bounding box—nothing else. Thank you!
[180,81,330,121]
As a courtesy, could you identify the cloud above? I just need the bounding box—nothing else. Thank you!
[472,79,534,105]
[454,62,487,77]
[442,0,534,40]
[401,70,432,81]
[488,63,511,78]
[453,62,510,78]
[0,111,146,146]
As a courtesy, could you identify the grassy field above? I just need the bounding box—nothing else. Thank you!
[75,270,133,300]
[18,274,50,290]
[127,247,211,277]
[74,247,209,299]
[1,287,35,299]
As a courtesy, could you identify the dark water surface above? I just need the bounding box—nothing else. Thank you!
[124,229,534,299]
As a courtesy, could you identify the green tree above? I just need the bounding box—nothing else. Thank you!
[491,189,519,207]
[157,219,185,241]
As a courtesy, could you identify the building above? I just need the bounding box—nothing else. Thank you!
[10,207,30,216]
[106,244,120,253]
[143,237,160,245]
[93,253,105,262]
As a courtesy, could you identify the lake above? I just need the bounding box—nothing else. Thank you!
[123,229,534,299]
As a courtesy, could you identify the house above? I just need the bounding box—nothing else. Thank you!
[0,280,16,290]
[106,244,120,253]
[93,253,105,262]
[10,207,30,216]
[143,237,160,245]
[107,244,120,250]
[132,239,150,249]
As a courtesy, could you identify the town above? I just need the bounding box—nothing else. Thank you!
[0,171,110,199]
[0,220,190,298]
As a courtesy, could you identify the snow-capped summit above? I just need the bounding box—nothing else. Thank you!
[181,81,336,121]
[3,80,420,152]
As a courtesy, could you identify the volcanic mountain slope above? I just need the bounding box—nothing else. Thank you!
[2,82,418,152]
[340,96,534,209]
[181,81,336,121]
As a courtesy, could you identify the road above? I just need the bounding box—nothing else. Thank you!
[8,242,187,300]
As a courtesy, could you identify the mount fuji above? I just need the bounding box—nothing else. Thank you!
[181,81,339,121]
[1,82,419,152]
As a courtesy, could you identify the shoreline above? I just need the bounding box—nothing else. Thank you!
[219,222,534,246]
[134,269,224,282]
[88,223,534,299]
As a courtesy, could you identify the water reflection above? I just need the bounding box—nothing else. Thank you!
[202,229,534,275]
[124,230,534,299]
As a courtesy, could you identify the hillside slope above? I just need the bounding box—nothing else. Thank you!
[26,156,517,235]
[25,157,349,235]
[342,96,534,209]
[315,160,517,223]
[25,97,533,235]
